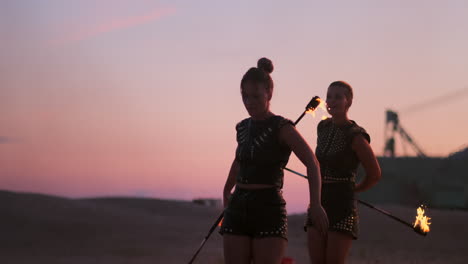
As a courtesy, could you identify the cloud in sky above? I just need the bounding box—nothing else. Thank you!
[49,7,176,46]
[0,136,15,144]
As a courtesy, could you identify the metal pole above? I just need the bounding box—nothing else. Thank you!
[188,211,224,264]
[284,167,426,236]
[356,200,413,228]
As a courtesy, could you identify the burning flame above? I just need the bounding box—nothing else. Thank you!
[306,98,329,119]
[413,206,431,233]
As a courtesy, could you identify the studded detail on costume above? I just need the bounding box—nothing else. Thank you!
[315,119,370,183]
[258,222,287,237]
[251,125,274,152]
[237,122,248,144]
[331,214,358,233]
[220,187,288,240]
[236,118,276,161]
[321,166,352,182]
[234,116,293,188]
[321,127,346,156]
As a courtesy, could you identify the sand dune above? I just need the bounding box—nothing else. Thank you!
[1,190,467,264]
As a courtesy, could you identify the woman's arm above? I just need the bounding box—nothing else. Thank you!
[279,124,320,205]
[279,123,328,235]
[223,160,239,208]
[352,135,381,193]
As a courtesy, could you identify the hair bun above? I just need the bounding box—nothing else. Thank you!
[257,57,274,74]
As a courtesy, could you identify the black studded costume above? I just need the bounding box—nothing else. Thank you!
[220,115,293,240]
[305,118,370,239]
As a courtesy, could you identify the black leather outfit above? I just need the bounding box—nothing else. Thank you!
[306,118,370,239]
[235,115,293,188]
[220,115,293,240]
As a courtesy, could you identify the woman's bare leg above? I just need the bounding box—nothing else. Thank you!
[307,227,327,264]
[252,237,287,264]
[325,231,352,264]
[223,234,251,264]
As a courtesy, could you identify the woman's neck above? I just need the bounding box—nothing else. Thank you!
[331,114,350,126]
[251,110,274,121]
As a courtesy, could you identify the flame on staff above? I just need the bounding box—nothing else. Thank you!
[306,98,329,120]
[413,205,431,234]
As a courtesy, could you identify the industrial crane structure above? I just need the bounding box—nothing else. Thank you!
[383,86,468,157]
[383,109,426,157]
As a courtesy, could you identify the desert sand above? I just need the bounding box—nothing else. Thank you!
[1,190,467,264]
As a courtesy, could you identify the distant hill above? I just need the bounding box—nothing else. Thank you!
[0,190,223,263]
[1,189,468,263]
[449,146,468,160]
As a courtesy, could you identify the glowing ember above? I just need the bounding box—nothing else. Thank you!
[413,205,431,234]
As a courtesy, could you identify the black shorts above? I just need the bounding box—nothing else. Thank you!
[220,187,287,240]
[305,182,358,239]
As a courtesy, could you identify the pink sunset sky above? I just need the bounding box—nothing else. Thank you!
[1,0,467,213]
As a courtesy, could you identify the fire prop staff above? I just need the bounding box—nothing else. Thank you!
[187,212,224,264]
[294,96,322,124]
[284,167,431,236]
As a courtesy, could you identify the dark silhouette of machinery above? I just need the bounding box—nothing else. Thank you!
[384,110,426,157]
[383,87,468,157]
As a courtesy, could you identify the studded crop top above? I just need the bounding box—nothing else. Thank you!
[315,118,370,183]
[235,115,293,188]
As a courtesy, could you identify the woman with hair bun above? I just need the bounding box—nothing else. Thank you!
[306,81,381,264]
[220,57,328,264]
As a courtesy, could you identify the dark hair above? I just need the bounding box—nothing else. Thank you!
[329,80,353,101]
[240,57,274,98]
